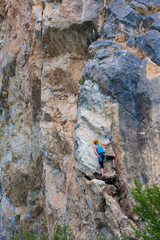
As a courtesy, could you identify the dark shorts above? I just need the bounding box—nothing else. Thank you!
[98,153,115,169]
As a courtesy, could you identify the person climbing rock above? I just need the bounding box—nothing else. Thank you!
[93,139,116,180]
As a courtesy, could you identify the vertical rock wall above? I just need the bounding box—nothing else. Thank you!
[0,0,45,238]
[0,0,159,239]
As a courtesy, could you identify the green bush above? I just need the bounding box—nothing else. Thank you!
[109,235,120,240]
[12,231,38,240]
[131,180,160,240]
[41,236,49,240]
[52,224,74,240]
[12,224,74,240]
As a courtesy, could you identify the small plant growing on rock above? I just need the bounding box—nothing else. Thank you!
[89,48,96,57]
[136,4,160,15]
[136,7,145,15]
[146,5,152,11]
[80,78,85,86]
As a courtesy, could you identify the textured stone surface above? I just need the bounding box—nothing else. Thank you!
[137,0,160,7]
[101,0,147,39]
[133,30,160,65]
[130,1,146,10]
[149,13,160,31]
[0,0,160,239]
[0,0,109,239]
[76,40,160,187]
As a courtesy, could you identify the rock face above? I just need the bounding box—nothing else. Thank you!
[0,0,159,239]
[75,39,160,186]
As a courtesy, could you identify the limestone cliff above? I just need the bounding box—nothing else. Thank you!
[0,0,159,239]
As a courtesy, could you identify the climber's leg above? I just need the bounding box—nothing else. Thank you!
[100,167,104,178]
[98,156,104,179]
[106,155,116,171]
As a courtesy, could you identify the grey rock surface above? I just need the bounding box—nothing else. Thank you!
[135,30,160,65]
[100,15,116,39]
[75,40,160,186]
[137,0,160,7]
[149,12,160,31]
[130,1,146,10]
[101,0,147,40]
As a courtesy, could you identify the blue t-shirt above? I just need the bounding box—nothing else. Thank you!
[96,144,104,154]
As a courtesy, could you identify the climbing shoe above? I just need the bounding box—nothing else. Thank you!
[112,167,116,172]
[101,177,104,181]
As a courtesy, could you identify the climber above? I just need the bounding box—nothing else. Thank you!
[93,139,116,180]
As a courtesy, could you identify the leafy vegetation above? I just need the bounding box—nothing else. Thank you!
[12,225,73,240]
[12,231,38,240]
[52,224,73,240]
[136,5,160,15]
[131,180,160,240]
[12,229,131,240]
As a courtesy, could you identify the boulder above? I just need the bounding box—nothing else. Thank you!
[130,1,145,10]
[135,30,160,65]
[101,0,147,40]
[100,15,115,39]
[149,12,160,31]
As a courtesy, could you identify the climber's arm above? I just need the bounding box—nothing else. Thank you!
[101,142,111,147]
[93,146,100,157]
